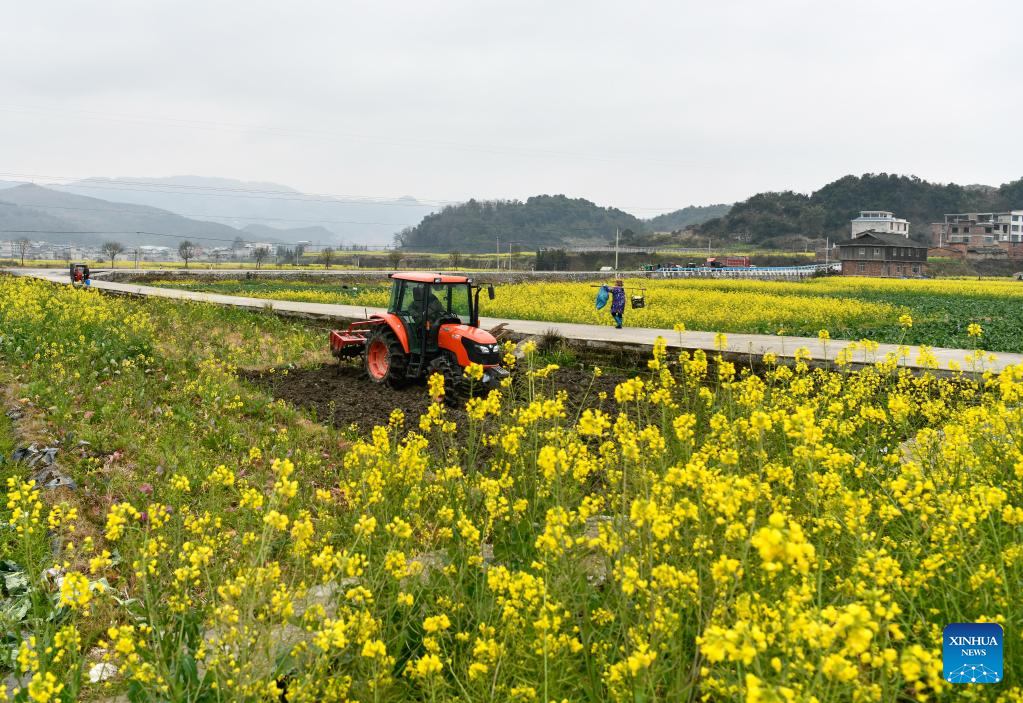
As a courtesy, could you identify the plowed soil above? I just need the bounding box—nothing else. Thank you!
[239,361,626,432]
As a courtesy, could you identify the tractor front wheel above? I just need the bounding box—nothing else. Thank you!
[365,328,408,388]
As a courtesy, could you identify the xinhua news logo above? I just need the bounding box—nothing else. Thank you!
[943,623,1003,684]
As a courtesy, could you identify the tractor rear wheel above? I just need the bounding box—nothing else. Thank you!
[365,328,409,388]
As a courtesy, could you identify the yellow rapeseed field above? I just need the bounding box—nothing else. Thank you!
[2,275,1022,702]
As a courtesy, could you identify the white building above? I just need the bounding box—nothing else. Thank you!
[851,211,910,239]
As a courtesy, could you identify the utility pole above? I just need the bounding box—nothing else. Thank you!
[825,237,829,266]
[615,227,620,271]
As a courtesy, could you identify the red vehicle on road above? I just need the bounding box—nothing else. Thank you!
[706,256,751,268]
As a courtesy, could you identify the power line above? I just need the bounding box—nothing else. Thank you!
[0,199,415,227]
[0,173,454,208]
[0,228,346,248]
[0,170,691,214]
[0,200,646,239]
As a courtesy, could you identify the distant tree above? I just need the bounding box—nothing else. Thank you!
[448,250,463,268]
[799,205,827,237]
[15,238,30,267]
[253,246,270,270]
[100,241,126,269]
[388,249,403,269]
[317,247,335,269]
[535,248,569,271]
[276,245,297,266]
[178,240,196,268]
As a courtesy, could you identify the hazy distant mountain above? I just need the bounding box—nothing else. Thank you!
[0,183,359,249]
[56,175,438,247]
[646,203,732,232]
[242,223,335,243]
[0,183,294,248]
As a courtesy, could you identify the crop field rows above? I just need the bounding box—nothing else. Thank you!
[146,276,1023,354]
[1,274,1022,702]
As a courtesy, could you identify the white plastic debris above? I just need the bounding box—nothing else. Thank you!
[88,662,118,683]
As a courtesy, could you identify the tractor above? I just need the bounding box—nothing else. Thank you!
[330,273,508,399]
[69,262,91,287]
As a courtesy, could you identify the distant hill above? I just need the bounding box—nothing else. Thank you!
[242,223,336,243]
[56,176,437,247]
[0,184,318,249]
[0,184,249,248]
[396,195,648,252]
[698,173,1023,244]
[646,203,731,232]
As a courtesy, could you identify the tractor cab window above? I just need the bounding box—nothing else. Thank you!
[432,283,471,321]
[396,282,424,314]
[398,282,449,326]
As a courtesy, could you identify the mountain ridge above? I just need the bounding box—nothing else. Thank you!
[56,175,437,247]
[0,184,333,248]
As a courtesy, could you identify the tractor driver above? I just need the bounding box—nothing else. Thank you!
[412,285,448,323]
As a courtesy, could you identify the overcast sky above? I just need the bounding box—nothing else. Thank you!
[1,0,1021,216]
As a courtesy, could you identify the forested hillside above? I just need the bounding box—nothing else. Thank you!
[395,195,647,251]
[698,173,1023,244]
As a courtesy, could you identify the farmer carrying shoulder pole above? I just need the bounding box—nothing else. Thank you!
[609,279,626,329]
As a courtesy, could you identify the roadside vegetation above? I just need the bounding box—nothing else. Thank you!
[147,275,1022,353]
[2,274,1022,701]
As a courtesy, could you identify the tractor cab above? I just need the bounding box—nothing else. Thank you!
[69,263,91,287]
[329,272,505,399]
[388,273,492,354]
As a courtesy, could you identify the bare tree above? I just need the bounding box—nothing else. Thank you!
[178,240,196,268]
[100,241,125,269]
[15,237,30,267]
[317,247,335,269]
[253,246,270,270]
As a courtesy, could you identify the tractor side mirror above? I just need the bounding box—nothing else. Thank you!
[487,284,495,300]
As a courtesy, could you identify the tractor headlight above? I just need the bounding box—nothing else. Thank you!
[463,339,502,363]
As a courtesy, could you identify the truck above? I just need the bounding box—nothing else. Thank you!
[706,256,751,268]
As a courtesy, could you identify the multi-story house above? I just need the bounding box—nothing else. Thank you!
[850,211,910,238]
[930,211,1023,256]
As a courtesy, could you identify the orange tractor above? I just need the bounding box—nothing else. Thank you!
[330,273,508,398]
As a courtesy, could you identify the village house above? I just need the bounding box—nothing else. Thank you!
[929,211,1023,258]
[835,231,928,277]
